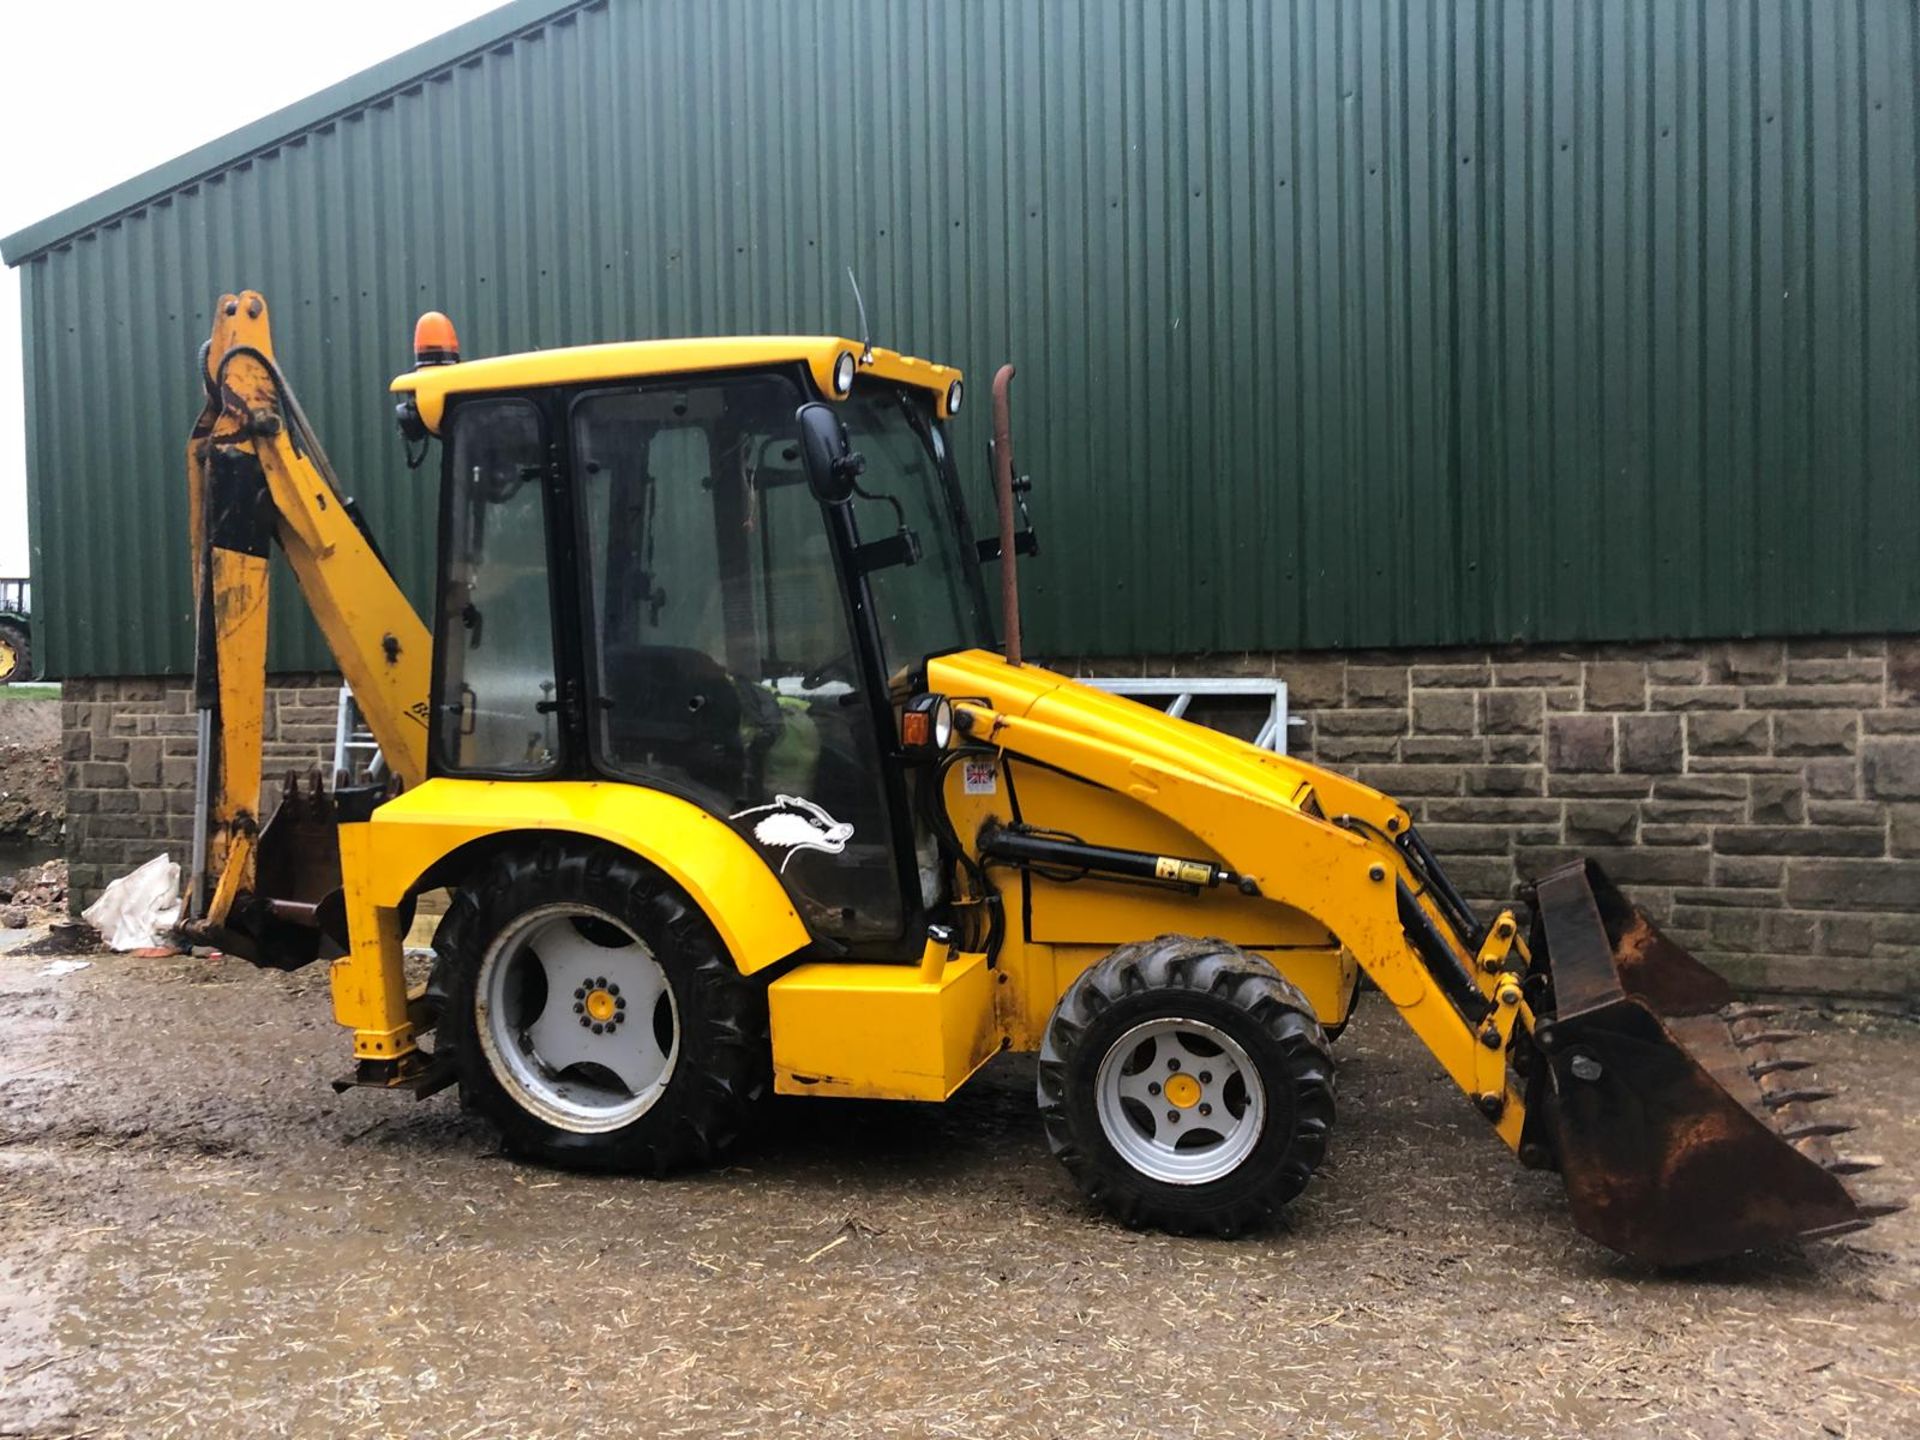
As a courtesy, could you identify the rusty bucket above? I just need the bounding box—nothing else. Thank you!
[1524,860,1898,1267]
[191,770,347,971]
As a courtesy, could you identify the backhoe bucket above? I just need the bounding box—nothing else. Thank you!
[202,770,346,971]
[1526,860,1895,1267]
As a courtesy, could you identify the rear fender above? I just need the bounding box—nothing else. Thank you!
[362,778,811,973]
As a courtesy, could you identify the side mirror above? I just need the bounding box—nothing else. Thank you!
[796,402,864,505]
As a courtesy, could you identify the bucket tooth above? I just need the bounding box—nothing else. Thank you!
[1763,1086,1838,1109]
[1799,1218,1877,1242]
[1735,1029,1803,1049]
[1825,1154,1884,1176]
[1858,1201,1909,1220]
[1749,1056,1814,1078]
[1722,1003,1785,1022]
[1780,1119,1856,1141]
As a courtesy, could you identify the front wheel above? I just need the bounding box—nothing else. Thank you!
[435,839,769,1173]
[1037,935,1336,1236]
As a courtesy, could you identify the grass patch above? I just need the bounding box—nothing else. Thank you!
[0,684,59,701]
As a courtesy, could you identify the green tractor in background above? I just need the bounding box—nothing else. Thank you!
[0,579,31,685]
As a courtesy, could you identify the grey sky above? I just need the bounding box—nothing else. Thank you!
[0,0,509,576]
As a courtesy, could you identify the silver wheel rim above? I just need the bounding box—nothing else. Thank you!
[1094,1018,1267,1185]
[475,904,679,1134]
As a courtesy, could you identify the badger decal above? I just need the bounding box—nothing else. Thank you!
[731,795,855,872]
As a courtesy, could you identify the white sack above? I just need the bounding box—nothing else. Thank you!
[82,854,183,952]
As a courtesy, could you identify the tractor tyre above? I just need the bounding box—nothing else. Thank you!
[0,621,28,685]
[435,838,769,1174]
[1037,934,1335,1237]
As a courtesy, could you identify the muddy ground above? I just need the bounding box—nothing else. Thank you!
[0,699,67,935]
[0,950,1915,1440]
[0,698,62,868]
[0,698,59,833]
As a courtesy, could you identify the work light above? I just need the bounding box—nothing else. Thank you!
[899,693,954,758]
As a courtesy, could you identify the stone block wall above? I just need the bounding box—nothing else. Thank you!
[1066,637,1920,1006]
[58,638,1920,1004]
[61,675,342,906]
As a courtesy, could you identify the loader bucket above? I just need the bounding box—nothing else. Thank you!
[1526,860,1896,1267]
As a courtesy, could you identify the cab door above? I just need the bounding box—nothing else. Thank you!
[568,371,913,948]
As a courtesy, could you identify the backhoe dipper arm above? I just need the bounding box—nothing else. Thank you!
[184,292,431,946]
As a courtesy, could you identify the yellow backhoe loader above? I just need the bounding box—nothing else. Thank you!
[182,291,1893,1266]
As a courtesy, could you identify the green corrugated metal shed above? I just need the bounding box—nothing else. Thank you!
[7,0,1919,677]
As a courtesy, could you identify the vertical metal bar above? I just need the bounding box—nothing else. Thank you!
[332,685,352,784]
[187,707,213,920]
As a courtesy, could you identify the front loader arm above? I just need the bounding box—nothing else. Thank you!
[947,688,1530,1147]
[933,651,1894,1264]
[184,292,431,956]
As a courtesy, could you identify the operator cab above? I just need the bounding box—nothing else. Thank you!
[394,334,993,955]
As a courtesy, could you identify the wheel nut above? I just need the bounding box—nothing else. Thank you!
[608,984,620,997]
[579,1016,590,1028]
[574,1002,584,1014]
[1198,1103,1213,1117]
[1167,1111,1181,1124]
[1199,1071,1213,1084]
[1148,1082,1161,1096]
[592,1023,604,1035]
[575,988,586,1000]
[615,997,626,1010]
[1167,1058,1181,1071]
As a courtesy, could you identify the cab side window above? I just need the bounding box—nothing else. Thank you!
[435,399,558,773]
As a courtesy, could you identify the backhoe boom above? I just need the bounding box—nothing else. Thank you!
[183,292,430,963]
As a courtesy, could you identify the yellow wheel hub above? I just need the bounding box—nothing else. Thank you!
[1164,1072,1202,1109]
[584,988,618,1023]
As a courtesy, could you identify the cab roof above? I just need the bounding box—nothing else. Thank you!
[391,335,963,432]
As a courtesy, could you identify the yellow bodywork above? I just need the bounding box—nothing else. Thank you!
[769,943,1001,1100]
[353,777,809,965]
[326,778,813,1062]
[392,335,962,432]
[921,649,1529,1150]
[189,292,1527,1154]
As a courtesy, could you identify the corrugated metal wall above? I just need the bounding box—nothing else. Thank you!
[14,0,1920,675]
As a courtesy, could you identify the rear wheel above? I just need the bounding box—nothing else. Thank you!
[0,621,28,685]
[1037,935,1336,1236]
[435,839,769,1173]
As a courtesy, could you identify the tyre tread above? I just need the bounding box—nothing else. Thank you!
[434,838,768,1174]
[1037,933,1336,1237]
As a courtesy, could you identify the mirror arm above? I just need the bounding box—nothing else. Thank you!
[975,530,1038,563]
[853,528,923,574]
